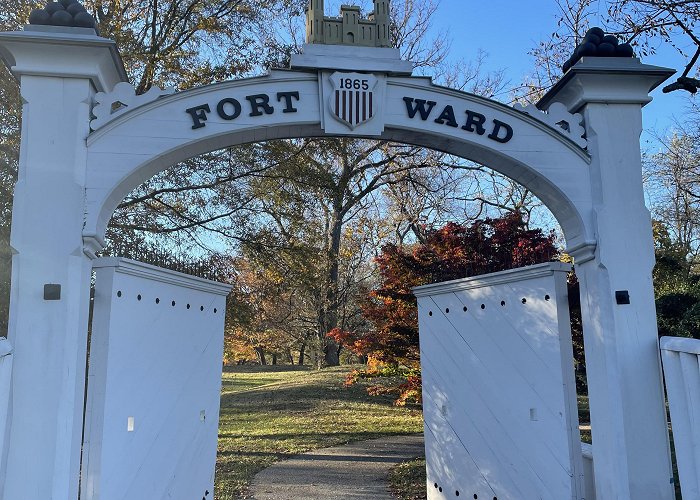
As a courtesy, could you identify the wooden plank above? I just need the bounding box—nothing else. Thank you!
[661,338,700,499]
[81,258,230,500]
[417,263,583,499]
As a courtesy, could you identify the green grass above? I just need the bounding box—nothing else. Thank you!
[389,458,427,500]
[215,365,424,499]
[215,371,684,499]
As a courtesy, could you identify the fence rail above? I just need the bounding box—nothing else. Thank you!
[660,336,700,500]
[106,244,222,281]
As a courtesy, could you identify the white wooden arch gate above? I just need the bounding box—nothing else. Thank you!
[0,24,677,500]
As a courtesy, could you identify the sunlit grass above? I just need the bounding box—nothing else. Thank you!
[215,365,423,499]
[389,458,427,500]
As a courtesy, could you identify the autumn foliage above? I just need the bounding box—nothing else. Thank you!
[331,213,558,404]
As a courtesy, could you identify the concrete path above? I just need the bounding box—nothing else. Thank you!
[250,434,425,499]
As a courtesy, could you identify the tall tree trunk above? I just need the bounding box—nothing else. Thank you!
[254,347,266,366]
[298,342,306,365]
[321,204,343,366]
[272,353,277,365]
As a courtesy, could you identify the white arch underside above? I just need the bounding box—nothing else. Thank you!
[84,73,595,252]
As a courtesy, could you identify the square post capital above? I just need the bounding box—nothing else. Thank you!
[0,26,127,92]
[537,58,675,113]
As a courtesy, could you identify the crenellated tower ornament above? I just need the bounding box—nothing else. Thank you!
[305,0,392,47]
[306,0,325,44]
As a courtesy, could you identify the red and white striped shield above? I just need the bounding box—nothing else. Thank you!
[329,72,378,130]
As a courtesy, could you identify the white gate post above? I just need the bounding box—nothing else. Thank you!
[540,58,676,499]
[0,27,125,500]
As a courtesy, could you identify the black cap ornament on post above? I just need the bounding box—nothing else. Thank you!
[562,27,634,73]
[28,0,97,31]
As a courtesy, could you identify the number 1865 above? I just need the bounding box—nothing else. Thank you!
[340,78,369,90]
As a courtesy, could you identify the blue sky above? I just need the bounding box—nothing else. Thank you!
[430,0,694,143]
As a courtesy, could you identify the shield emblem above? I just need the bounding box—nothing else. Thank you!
[329,72,378,129]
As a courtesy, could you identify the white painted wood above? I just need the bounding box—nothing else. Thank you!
[83,71,597,255]
[291,44,413,74]
[581,443,595,500]
[0,29,126,500]
[661,336,700,499]
[546,58,677,500]
[575,145,674,496]
[81,258,230,500]
[0,26,678,499]
[415,263,584,500]
[0,338,12,495]
[0,28,127,92]
[662,336,700,355]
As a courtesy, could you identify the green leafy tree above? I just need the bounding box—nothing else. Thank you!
[653,221,700,339]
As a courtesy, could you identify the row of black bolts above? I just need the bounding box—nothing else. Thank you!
[428,295,550,316]
[432,483,497,499]
[116,290,217,313]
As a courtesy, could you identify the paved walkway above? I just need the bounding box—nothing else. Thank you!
[250,434,425,499]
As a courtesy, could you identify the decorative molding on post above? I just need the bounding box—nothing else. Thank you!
[91,82,175,131]
[0,26,127,92]
[82,235,106,259]
[538,57,675,113]
[291,43,413,75]
[566,241,597,264]
[514,102,587,148]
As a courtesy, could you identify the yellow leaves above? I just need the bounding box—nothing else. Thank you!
[559,252,573,264]
[367,356,385,371]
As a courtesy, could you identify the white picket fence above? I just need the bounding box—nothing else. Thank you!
[660,336,700,499]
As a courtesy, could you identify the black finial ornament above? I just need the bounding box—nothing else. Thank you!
[28,0,97,31]
[562,27,634,73]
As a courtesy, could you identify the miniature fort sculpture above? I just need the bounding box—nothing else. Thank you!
[306,0,390,47]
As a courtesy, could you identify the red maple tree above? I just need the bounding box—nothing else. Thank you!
[329,213,558,405]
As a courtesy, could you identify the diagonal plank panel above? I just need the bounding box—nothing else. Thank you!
[80,258,230,500]
[415,263,583,500]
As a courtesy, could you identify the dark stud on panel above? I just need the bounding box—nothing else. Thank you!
[43,283,61,301]
[616,290,631,305]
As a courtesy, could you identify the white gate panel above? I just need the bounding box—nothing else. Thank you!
[660,336,700,499]
[415,262,583,500]
[81,257,231,500]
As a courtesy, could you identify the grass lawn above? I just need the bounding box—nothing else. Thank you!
[215,364,424,499]
[389,457,428,500]
[215,370,681,500]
